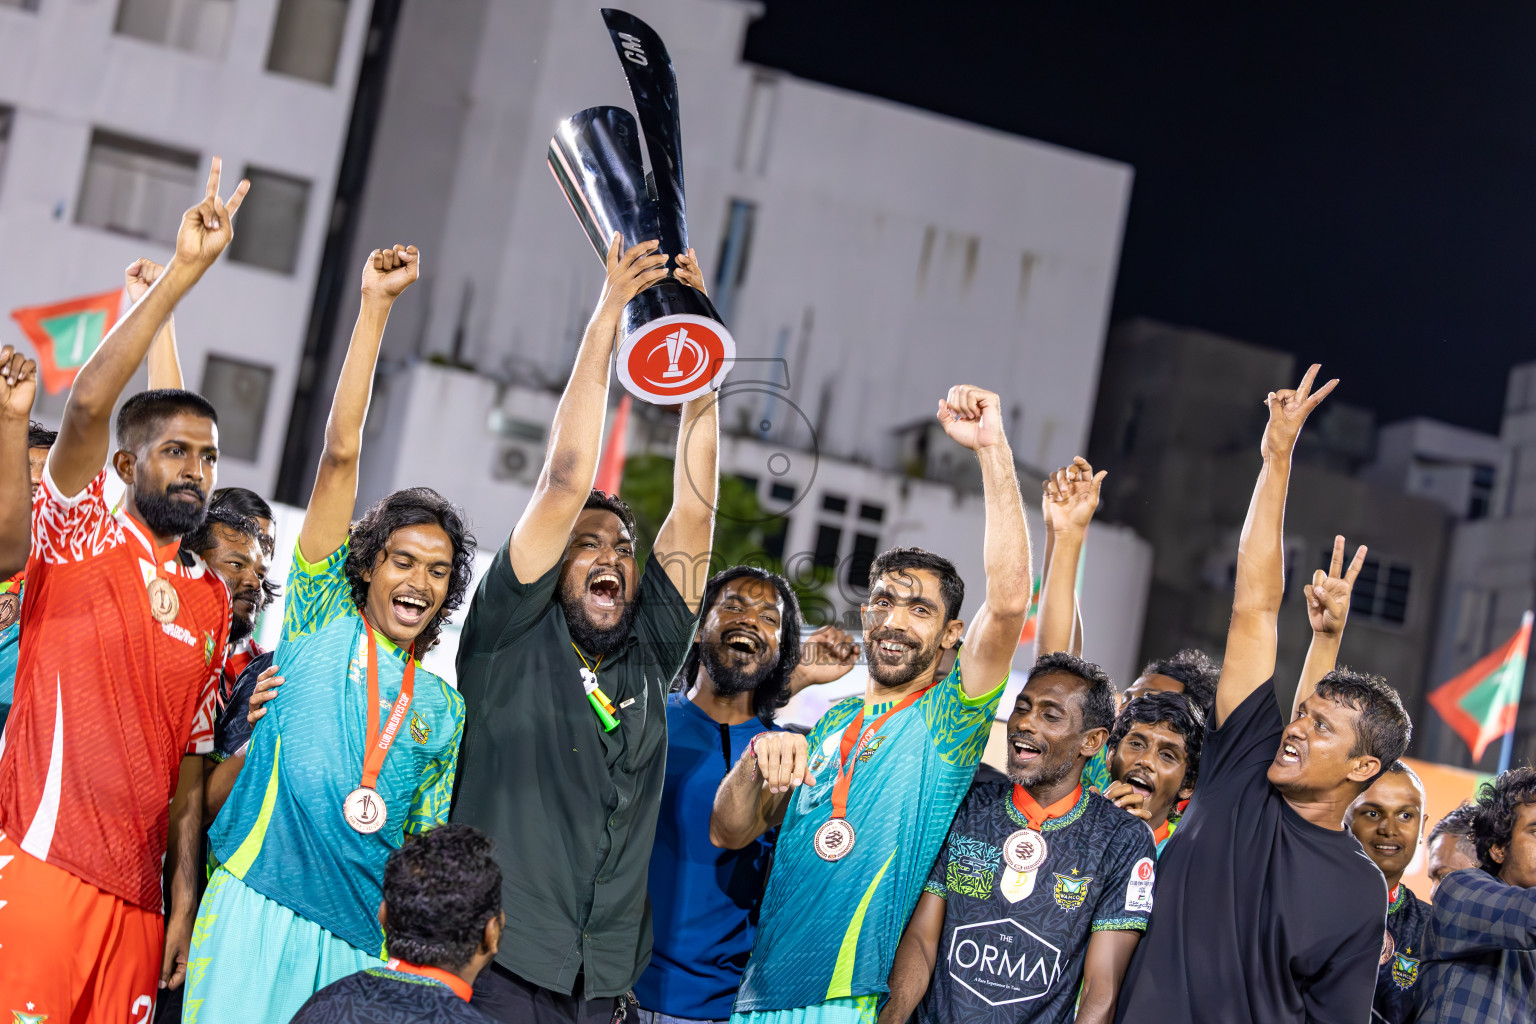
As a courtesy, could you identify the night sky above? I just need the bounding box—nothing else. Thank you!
[744,2,1536,434]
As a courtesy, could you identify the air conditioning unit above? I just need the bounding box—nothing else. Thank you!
[487,410,546,485]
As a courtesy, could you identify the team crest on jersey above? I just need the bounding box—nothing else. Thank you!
[856,735,885,763]
[1391,950,1420,989]
[11,1006,48,1024]
[410,711,430,744]
[203,632,215,666]
[1052,869,1092,911]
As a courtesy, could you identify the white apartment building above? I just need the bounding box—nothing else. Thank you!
[1426,362,1536,767]
[0,0,371,493]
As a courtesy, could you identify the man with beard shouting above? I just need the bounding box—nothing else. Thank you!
[0,159,246,1014]
[451,238,718,1024]
[712,384,1031,1024]
[637,567,859,1024]
[1101,691,1204,857]
[881,653,1155,1024]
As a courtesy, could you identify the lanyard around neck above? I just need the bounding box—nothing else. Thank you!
[829,683,935,820]
[1011,784,1082,832]
[358,616,415,791]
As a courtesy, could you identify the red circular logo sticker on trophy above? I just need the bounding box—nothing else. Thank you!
[616,314,734,404]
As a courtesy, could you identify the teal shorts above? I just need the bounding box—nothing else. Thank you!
[183,866,382,1023]
[730,995,879,1024]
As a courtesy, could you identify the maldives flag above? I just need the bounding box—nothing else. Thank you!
[10,289,125,394]
[593,394,632,496]
[1018,575,1043,645]
[1429,610,1533,761]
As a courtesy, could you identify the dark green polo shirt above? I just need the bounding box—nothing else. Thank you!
[451,540,696,999]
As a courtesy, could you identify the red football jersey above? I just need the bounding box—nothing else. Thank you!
[0,468,230,911]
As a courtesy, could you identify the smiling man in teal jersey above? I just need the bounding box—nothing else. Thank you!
[186,245,477,1024]
[710,384,1033,1024]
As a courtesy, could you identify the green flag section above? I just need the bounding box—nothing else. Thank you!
[1429,610,1533,762]
[10,288,125,394]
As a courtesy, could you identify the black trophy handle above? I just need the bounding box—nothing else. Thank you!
[548,105,661,262]
[601,9,688,262]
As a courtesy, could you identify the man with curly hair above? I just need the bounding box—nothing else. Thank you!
[187,244,478,1022]
[637,567,858,1024]
[1413,767,1536,1023]
[292,824,503,1023]
[1100,691,1204,856]
[451,239,718,1024]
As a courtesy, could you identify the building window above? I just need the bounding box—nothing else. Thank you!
[712,198,756,323]
[200,355,273,463]
[762,516,788,563]
[822,493,848,515]
[846,533,879,591]
[769,482,795,503]
[114,0,235,58]
[1469,463,1496,520]
[814,524,842,569]
[266,0,349,84]
[859,502,885,523]
[228,166,310,274]
[1332,551,1412,626]
[734,473,759,495]
[77,129,199,244]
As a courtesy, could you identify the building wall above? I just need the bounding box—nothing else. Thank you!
[1089,318,1452,741]
[0,0,372,493]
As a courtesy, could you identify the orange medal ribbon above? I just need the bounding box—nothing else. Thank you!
[1010,783,1082,832]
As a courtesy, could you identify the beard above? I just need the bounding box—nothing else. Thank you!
[136,483,208,538]
[1006,734,1078,791]
[560,586,642,658]
[700,640,778,696]
[228,611,254,644]
[867,627,942,690]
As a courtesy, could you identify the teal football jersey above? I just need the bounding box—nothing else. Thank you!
[207,541,464,955]
[733,655,1005,1012]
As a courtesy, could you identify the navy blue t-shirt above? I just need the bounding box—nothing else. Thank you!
[634,693,780,1020]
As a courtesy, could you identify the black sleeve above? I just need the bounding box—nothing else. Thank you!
[211,651,275,762]
[630,553,699,682]
[458,535,562,655]
[1200,678,1285,792]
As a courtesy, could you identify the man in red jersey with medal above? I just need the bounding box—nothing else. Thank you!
[713,384,1032,1024]
[0,159,246,1017]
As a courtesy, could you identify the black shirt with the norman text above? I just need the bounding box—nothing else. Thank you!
[1114,679,1386,1024]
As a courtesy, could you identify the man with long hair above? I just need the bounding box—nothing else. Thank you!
[187,244,476,1021]
[638,567,857,1024]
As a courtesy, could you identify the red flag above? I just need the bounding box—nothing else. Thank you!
[1428,611,1533,762]
[10,289,125,394]
[594,394,632,495]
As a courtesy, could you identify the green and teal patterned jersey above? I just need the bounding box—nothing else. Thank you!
[732,654,1006,1013]
[0,575,21,733]
[206,540,464,956]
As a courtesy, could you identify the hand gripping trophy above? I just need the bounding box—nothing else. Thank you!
[548,8,735,404]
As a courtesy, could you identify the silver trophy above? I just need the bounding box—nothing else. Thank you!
[548,8,735,404]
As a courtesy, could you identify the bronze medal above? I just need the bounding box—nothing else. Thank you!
[813,817,856,861]
[0,592,18,631]
[1380,929,1395,966]
[343,786,388,834]
[1002,827,1049,873]
[147,576,180,624]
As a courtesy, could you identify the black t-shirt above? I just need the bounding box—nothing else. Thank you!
[450,543,696,999]
[291,966,498,1023]
[1375,884,1431,1024]
[917,779,1155,1024]
[209,650,275,762]
[1114,679,1387,1024]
